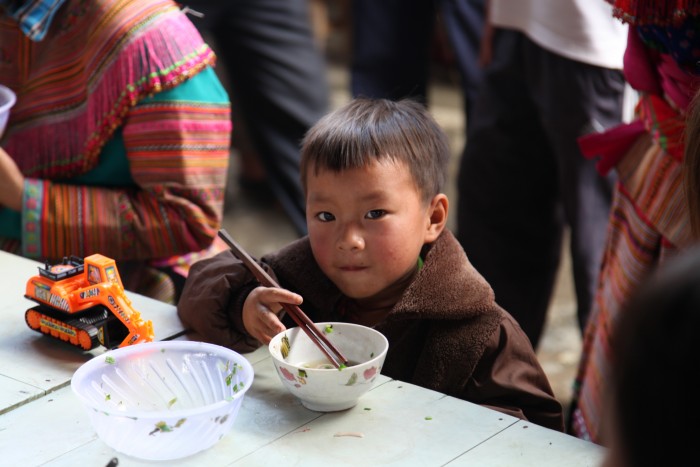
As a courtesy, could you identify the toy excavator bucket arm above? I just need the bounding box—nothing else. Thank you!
[100,282,154,347]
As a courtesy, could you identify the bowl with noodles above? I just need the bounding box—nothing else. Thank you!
[269,322,388,412]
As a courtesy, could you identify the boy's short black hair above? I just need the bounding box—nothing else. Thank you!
[300,97,450,202]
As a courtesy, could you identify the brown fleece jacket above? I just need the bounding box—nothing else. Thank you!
[178,230,564,431]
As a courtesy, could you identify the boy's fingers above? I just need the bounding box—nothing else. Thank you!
[260,308,285,333]
[259,286,303,306]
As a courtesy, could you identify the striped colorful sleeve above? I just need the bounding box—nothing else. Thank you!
[21,67,232,260]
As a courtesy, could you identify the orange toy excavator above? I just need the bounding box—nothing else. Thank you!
[24,254,154,351]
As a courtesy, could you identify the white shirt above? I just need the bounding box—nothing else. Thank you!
[489,0,628,69]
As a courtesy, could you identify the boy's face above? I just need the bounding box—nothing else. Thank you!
[306,158,442,300]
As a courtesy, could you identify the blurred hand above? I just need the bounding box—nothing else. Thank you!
[242,286,303,344]
[0,147,23,211]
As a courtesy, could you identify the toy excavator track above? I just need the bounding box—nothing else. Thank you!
[25,305,100,351]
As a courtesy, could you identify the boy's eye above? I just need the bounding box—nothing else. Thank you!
[365,210,386,220]
[315,211,335,222]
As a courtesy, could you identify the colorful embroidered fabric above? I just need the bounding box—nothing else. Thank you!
[571,6,700,443]
[579,93,687,175]
[0,0,231,301]
[1,0,225,180]
[571,139,690,442]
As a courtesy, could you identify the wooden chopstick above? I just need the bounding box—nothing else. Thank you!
[218,229,350,369]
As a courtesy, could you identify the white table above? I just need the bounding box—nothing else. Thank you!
[0,250,184,415]
[0,250,605,466]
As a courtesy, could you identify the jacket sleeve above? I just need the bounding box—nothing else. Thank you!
[465,314,565,432]
[177,249,267,352]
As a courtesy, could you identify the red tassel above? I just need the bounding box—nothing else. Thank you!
[607,0,700,25]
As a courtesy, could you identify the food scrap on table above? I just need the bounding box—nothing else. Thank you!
[334,432,365,438]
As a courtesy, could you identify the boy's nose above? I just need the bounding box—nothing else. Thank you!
[337,224,365,251]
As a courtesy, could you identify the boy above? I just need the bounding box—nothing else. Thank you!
[177,98,564,431]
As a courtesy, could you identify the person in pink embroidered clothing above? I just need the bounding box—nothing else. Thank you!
[570,0,700,443]
[0,0,232,303]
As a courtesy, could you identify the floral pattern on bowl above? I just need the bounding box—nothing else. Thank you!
[277,363,382,389]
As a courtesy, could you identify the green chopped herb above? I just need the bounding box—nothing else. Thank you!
[225,364,243,386]
[168,397,177,408]
[105,356,115,364]
[338,363,347,370]
[230,380,246,392]
[345,373,358,386]
[105,394,111,401]
[324,324,334,334]
[364,407,371,411]
[152,421,172,434]
[370,352,374,358]
[149,419,186,436]
[425,416,432,421]
[298,369,308,378]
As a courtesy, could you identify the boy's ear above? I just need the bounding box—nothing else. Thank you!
[425,193,448,242]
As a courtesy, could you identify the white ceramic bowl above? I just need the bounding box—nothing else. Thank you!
[269,322,388,412]
[71,340,254,461]
[0,84,16,138]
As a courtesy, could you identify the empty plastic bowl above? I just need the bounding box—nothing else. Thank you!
[71,340,254,461]
[0,84,16,138]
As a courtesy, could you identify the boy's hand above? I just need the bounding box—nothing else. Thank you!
[242,286,303,344]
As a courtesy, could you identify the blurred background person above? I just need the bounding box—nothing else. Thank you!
[183,0,331,236]
[570,1,700,443]
[351,0,485,132]
[0,0,232,304]
[456,0,627,352]
[599,245,700,467]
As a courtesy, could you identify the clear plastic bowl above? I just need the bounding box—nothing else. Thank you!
[71,340,254,461]
[0,84,16,138]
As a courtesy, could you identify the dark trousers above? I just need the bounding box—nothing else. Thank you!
[351,0,484,128]
[185,0,330,235]
[457,30,625,348]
